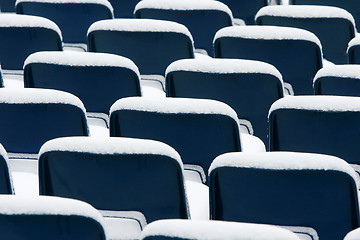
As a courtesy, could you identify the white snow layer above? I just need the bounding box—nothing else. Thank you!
[348,37,360,50]
[269,95,360,113]
[0,143,8,162]
[0,195,104,225]
[344,228,360,240]
[255,5,356,26]
[140,220,300,240]
[39,136,183,167]
[87,19,194,42]
[314,65,360,83]
[209,152,358,183]
[24,51,140,78]
[214,26,322,49]
[15,0,113,13]
[110,97,239,122]
[165,58,283,82]
[0,14,62,39]
[134,0,233,19]
[0,89,86,112]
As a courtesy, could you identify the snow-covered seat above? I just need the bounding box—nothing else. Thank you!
[24,51,141,136]
[347,37,360,64]
[16,0,113,52]
[288,0,360,33]
[134,0,233,56]
[0,14,62,77]
[269,96,360,175]
[87,19,195,95]
[0,89,88,154]
[39,137,189,239]
[214,26,322,95]
[0,195,106,239]
[216,0,267,25]
[165,58,284,149]
[313,65,360,96]
[255,5,356,64]
[209,152,360,240]
[109,97,265,184]
[140,220,301,240]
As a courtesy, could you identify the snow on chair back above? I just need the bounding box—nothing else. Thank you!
[134,0,233,56]
[39,137,189,223]
[140,219,301,240]
[255,5,356,64]
[0,14,62,70]
[0,89,88,154]
[288,0,360,33]
[209,152,360,240]
[0,144,13,194]
[16,0,113,48]
[347,37,360,64]
[214,26,322,95]
[217,0,267,25]
[269,96,360,173]
[109,97,241,183]
[87,19,195,76]
[314,65,360,96]
[0,195,106,240]
[166,58,283,150]
[345,228,360,240]
[24,51,141,114]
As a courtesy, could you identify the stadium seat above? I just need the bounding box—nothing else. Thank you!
[255,5,356,64]
[269,96,360,174]
[216,0,268,25]
[134,0,233,56]
[209,151,360,240]
[39,136,189,239]
[109,97,242,183]
[314,65,360,96]
[0,195,106,240]
[165,58,284,149]
[0,144,13,194]
[214,26,322,95]
[288,0,360,33]
[140,219,301,240]
[0,14,62,76]
[16,0,113,51]
[24,51,141,134]
[87,19,194,95]
[347,37,360,64]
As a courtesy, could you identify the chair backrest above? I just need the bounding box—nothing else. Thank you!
[0,89,88,154]
[255,5,356,64]
[87,19,195,75]
[269,96,360,169]
[0,195,106,239]
[214,25,322,95]
[24,51,141,114]
[109,97,241,181]
[314,65,360,96]
[134,0,233,56]
[107,0,139,18]
[288,0,360,33]
[16,0,113,44]
[39,136,189,223]
[0,144,13,194]
[217,0,267,25]
[209,152,360,240]
[165,58,283,149]
[347,37,360,64]
[0,0,15,11]
[0,14,62,70]
[140,220,301,240]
